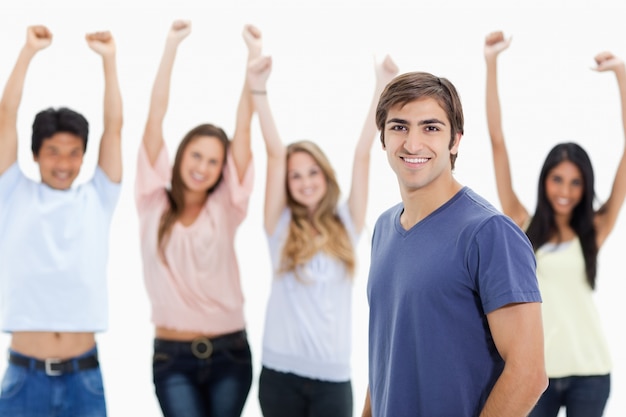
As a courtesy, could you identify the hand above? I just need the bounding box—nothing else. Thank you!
[376,54,399,87]
[484,31,511,60]
[86,31,116,57]
[26,25,52,52]
[167,20,191,44]
[247,55,272,92]
[592,51,625,73]
[243,24,262,59]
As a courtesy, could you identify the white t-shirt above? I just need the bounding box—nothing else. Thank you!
[261,203,359,382]
[0,163,121,332]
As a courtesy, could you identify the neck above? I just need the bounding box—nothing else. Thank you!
[183,190,208,207]
[399,179,463,230]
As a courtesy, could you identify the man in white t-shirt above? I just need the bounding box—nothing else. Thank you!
[0,25,122,416]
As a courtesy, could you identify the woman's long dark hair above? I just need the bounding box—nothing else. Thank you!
[158,124,230,260]
[526,142,599,289]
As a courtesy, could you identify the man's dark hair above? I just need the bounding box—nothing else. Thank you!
[32,107,89,156]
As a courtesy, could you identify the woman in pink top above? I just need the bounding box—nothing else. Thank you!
[134,20,261,417]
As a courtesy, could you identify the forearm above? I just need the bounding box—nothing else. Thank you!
[485,58,505,145]
[480,366,545,417]
[252,94,284,159]
[147,42,179,124]
[361,388,372,417]
[102,54,123,136]
[0,46,36,115]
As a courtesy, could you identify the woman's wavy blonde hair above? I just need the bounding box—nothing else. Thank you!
[280,140,355,281]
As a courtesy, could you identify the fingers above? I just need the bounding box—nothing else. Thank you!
[86,30,112,43]
[172,19,191,32]
[594,51,615,66]
[382,54,399,75]
[26,25,53,50]
[248,55,272,73]
[485,31,505,46]
[244,24,262,40]
[30,25,52,41]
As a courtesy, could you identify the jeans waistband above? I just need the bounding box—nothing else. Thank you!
[154,330,248,359]
[7,346,99,376]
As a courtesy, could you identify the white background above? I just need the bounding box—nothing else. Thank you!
[1,1,625,416]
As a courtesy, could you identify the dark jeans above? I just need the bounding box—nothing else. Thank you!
[529,374,611,417]
[258,366,352,417]
[153,330,252,417]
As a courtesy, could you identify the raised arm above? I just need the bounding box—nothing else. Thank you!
[86,31,123,183]
[348,55,398,233]
[484,31,528,227]
[480,302,547,416]
[141,20,191,166]
[230,24,262,182]
[592,52,626,247]
[0,25,52,175]
[248,55,287,234]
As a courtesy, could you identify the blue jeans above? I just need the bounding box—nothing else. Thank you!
[0,346,106,417]
[529,374,611,417]
[258,366,353,417]
[153,330,253,417]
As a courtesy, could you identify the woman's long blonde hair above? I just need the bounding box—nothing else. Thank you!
[279,140,355,280]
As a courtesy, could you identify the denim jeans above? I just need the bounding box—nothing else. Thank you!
[258,366,352,417]
[529,374,611,417]
[153,330,253,417]
[0,346,106,417]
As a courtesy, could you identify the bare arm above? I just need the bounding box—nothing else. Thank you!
[348,55,398,233]
[230,24,262,182]
[87,31,123,183]
[0,25,52,175]
[593,52,626,247]
[479,302,547,417]
[247,55,287,234]
[484,31,528,227]
[142,20,191,166]
[361,387,372,417]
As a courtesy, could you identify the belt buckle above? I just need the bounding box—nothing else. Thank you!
[191,337,213,359]
[45,358,62,376]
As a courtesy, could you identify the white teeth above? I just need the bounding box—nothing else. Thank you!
[191,172,205,181]
[404,157,428,164]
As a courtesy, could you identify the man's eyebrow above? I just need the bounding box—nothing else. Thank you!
[418,118,447,126]
[386,117,447,126]
[386,118,408,125]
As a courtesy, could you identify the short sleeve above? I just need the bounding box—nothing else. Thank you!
[469,216,541,314]
[0,162,23,203]
[91,167,122,212]
[336,202,360,246]
[220,151,254,221]
[135,143,170,212]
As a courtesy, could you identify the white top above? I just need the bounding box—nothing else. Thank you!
[261,203,359,382]
[0,162,121,332]
[537,237,612,377]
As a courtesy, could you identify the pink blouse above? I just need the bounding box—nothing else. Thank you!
[135,143,253,335]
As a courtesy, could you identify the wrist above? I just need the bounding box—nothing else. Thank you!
[251,89,267,95]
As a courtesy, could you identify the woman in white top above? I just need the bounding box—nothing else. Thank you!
[247,52,398,417]
[484,31,626,417]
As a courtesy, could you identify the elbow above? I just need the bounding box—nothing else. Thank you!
[528,366,549,403]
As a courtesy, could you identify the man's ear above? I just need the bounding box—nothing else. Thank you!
[450,132,462,154]
[33,152,39,163]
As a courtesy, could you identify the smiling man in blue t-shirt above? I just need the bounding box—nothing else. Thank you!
[361,72,548,417]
